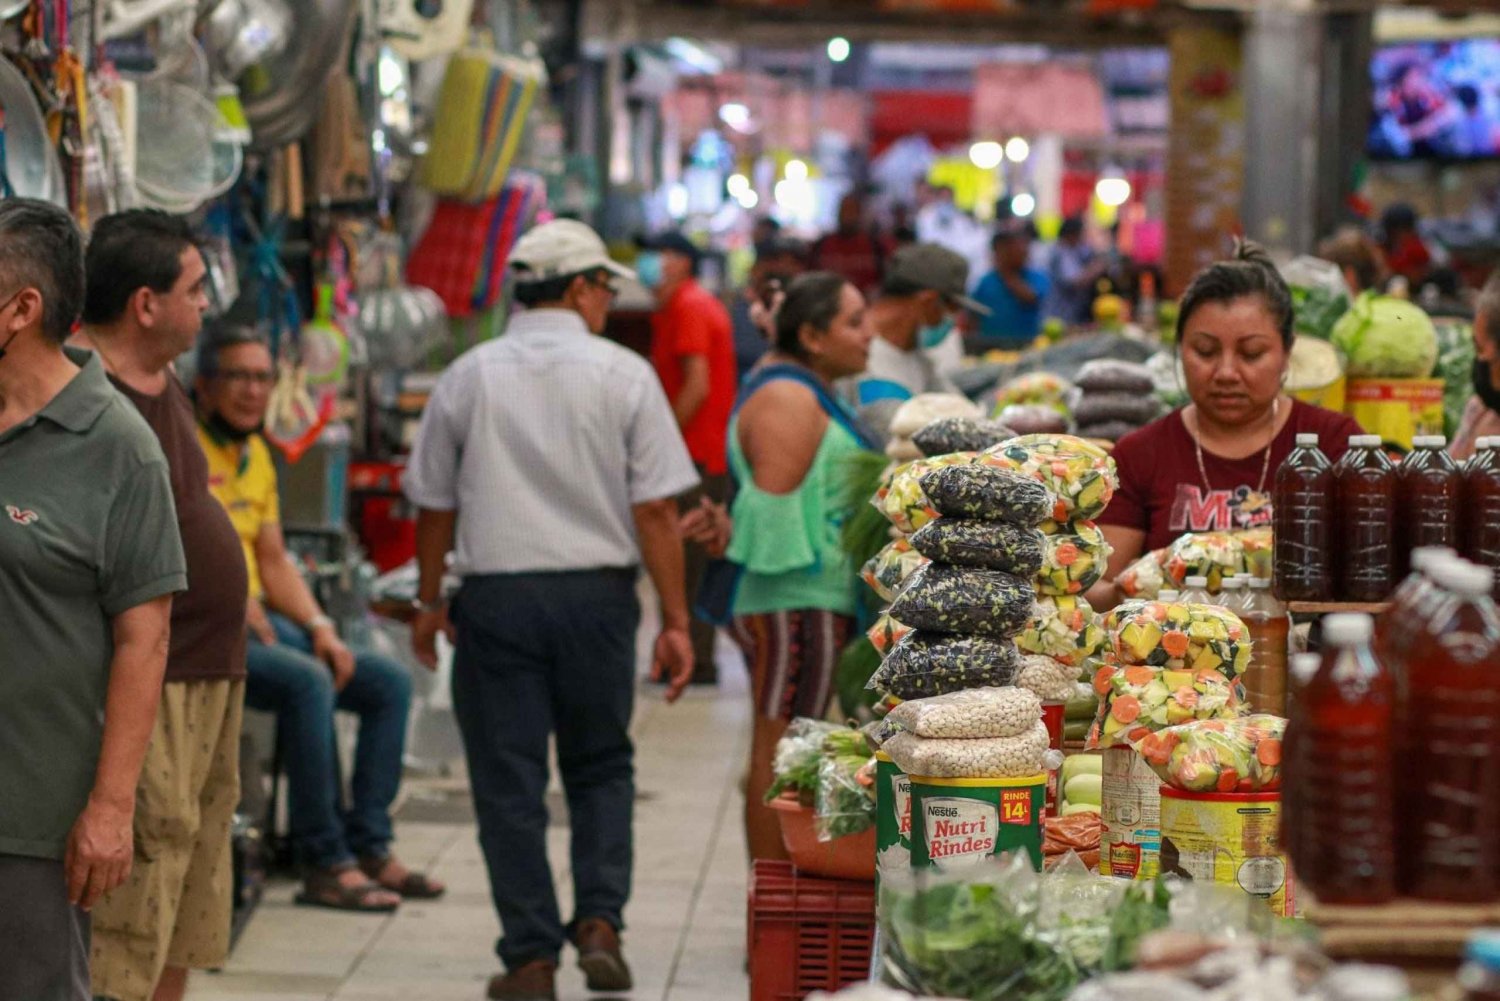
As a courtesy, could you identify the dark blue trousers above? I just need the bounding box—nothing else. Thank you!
[450,569,639,971]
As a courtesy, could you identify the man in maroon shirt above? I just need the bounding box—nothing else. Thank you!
[638,232,736,684]
[810,192,890,298]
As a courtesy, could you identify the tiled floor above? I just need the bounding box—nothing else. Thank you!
[187,627,753,1001]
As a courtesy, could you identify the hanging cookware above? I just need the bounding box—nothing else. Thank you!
[237,0,358,149]
[0,54,66,205]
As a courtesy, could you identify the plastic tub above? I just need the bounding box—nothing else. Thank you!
[767,794,875,882]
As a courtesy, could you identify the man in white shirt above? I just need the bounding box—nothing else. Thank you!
[841,242,987,408]
[403,220,698,1001]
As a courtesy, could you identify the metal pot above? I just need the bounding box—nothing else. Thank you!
[237,0,358,149]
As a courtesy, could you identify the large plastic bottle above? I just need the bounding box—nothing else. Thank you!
[1274,433,1335,602]
[1285,613,1397,904]
[1397,435,1462,579]
[1240,579,1290,716]
[1373,547,1453,680]
[1334,435,1398,602]
[1464,437,1500,596]
[1180,575,1211,606]
[1401,559,1500,903]
[1216,575,1246,609]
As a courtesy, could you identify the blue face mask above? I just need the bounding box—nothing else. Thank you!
[635,251,663,289]
[918,316,955,349]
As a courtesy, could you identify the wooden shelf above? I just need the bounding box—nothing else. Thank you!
[1287,601,1392,616]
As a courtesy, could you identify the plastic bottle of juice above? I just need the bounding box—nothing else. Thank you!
[1401,559,1500,903]
[1241,579,1290,716]
[1285,613,1397,904]
[1335,435,1398,602]
[1216,575,1246,609]
[1464,438,1500,596]
[1373,547,1454,681]
[1280,652,1324,882]
[1274,433,1335,602]
[1180,575,1211,605]
[1397,435,1462,579]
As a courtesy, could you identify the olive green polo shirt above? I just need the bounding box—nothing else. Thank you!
[0,349,186,860]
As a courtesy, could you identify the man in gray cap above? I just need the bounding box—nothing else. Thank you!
[404,219,699,1001]
[842,242,988,407]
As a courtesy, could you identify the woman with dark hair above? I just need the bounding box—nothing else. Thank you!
[1092,242,1364,605]
[725,271,878,859]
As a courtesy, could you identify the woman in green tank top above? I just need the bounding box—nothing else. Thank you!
[727,272,878,860]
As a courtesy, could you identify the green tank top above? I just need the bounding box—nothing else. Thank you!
[727,413,866,617]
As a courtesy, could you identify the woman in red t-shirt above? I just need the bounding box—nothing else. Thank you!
[1092,242,1364,607]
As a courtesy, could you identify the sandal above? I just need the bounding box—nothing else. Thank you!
[295,864,402,912]
[359,855,447,900]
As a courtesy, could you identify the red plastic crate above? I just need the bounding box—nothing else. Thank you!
[749,860,876,1001]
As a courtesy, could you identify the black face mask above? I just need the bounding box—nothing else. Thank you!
[204,410,262,444]
[1474,358,1500,415]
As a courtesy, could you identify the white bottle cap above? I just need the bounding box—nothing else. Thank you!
[1221,577,1245,590]
[1184,575,1210,588]
[1429,558,1495,597]
[1322,613,1374,647]
[1290,652,1322,685]
[1248,577,1271,590]
[1295,433,1320,447]
[1413,435,1447,449]
[1350,434,1383,448]
[1480,437,1497,451]
[1158,590,1180,601]
[1411,546,1456,575]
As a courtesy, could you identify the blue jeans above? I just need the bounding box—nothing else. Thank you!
[245,613,413,869]
[450,570,639,971]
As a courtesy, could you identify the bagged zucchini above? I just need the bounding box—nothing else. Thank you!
[883,721,1051,779]
[1016,596,1105,666]
[874,453,978,534]
[1073,359,1155,395]
[861,538,929,602]
[1072,392,1161,427]
[1086,662,1248,749]
[885,686,1042,739]
[912,416,1016,457]
[918,463,1053,526]
[1161,531,1247,592]
[1015,655,1079,703]
[992,372,1072,412]
[1237,526,1273,579]
[909,518,1046,576]
[1036,520,1111,596]
[887,564,1036,637]
[869,632,1023,700]
[1116,549,1168,600]
[1130,715,1285,794]
[867,613,913,656]
[1109,600,1252,677]
[984,435,1118,522]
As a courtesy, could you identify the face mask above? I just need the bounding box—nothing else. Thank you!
[204,410,261,444]
[918,316,955,350]
[1474,357,1500,414]
[635,252,663,289]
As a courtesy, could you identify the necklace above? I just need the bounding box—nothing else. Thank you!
[1191,397,1279,496]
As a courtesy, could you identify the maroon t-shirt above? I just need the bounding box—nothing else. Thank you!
[1100,399,1365,554]
[111,372,249,681]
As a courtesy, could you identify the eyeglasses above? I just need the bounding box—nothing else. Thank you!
[586,274,621,298]
[216,369,276,387]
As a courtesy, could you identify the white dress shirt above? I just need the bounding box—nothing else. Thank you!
[404,309,699,575]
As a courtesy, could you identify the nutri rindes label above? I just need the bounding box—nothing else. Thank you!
[892,774,912,838]
[922,797,1000,866]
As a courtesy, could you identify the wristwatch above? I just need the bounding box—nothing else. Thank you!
[411,599,445,614]
[303,614,336,633]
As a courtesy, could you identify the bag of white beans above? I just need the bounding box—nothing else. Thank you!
[883,721,1051,779]
[884,686,1041,739]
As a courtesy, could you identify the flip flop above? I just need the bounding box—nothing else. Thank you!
[295,865,401,912]
[359,855,448,900]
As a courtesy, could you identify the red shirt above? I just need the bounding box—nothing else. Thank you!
[1100,400,1365,554]
[651,279,736,475]
[810,231,890,297]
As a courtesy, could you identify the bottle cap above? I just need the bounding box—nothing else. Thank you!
[1413,435,1447,448]
[1350,434,1383,447]
[1294,433,1320,447]
[1290,652,1322,685]
[1466,930,1500,971]
[1322,613,1374,646]
[1221,577,1245,590]
[1158,590,1180,602]
[1184,575,1209,588]
[1480,436,1497,451]
[1410,546,1456,575]
[1248,578,1271,590]
[1430,558,1495,597]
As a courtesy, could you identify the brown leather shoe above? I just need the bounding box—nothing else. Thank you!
[573,918,633,993]
[486,959,557,1001]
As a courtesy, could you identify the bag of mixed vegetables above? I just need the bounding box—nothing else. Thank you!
[766,719,844,803]
[1116,549,1168,600]
[874,453,979,534]
[888,563,1037,637]
[1236,527,1273,579]
[1108,600,1252,675]
[1129,715,1285,794]
[1086,662,1249,750]
[869,632,1023,700]
[983,436,1118,523]
[1017,596,1106,666]
[993,372,1074,413]
[815,744,878,841]
[911,518,1047,575]
[862,538,929,601]
[1161,532,1247,592]
[1036,520,1112,596]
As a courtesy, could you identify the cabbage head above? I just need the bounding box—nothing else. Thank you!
[1329,291,1438,379]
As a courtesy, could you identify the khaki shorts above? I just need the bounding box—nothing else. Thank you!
[91,678,243,1001]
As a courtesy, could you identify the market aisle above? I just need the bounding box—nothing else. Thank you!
[187,637,753,1001]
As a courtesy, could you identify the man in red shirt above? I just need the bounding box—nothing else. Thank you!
[638,232,736,685]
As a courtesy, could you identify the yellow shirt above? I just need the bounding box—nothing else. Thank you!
[197,426,279,599]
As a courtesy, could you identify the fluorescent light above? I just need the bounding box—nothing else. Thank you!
[1011,193,1036,217]
[774,178,813,216]
[1095,175,1131,207]
[827,37,851,63]
[1005,137,1030,163]
[784,159,809,181]
[719,103,751,129]
[727,173,751,198]
[969,141,1004,170]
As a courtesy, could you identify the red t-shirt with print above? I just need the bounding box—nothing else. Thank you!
[1100,400,1365,554]
[651,279,737,476]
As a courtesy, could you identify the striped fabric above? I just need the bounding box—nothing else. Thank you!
[732,609,854,721]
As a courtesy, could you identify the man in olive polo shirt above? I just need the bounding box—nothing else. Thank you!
[0,199,185,1001]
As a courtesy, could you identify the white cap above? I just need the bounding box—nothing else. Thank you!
[1323,612,1374,647]
[1158,590,1180,601]
[1350,434,1383,448]
[1248,577,1271,589]
[1413,435,1447,449]
[1290,652,1322,685]
[1411,546,1456,575]
[1479,437,1497,451]
[1184,575,1209,588]
[1221,577,1245,590]
[1295,433,1320,447]
[1429,558,1495,597]
[509,220,637,284]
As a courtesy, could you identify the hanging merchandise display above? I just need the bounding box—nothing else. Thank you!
[0,54,66,204]
[421,41,544,202]
[406,172,546,317]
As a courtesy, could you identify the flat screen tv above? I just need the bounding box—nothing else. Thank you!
[1369,39,1500,161]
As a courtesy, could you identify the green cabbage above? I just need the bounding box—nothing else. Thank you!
[1330,292,1438,379]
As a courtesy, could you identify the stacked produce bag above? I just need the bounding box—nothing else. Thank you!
[1069,360,1162,443]
[1115,527,1273,600]
[989,373,1072,435]
[883,393,986,463]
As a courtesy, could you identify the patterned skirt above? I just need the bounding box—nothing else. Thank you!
[731,609,854,721]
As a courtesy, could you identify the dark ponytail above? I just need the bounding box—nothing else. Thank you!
[775,271,853,360]
[1175,238,1295,351]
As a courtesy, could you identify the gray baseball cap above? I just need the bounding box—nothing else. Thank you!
[885,242,990,315]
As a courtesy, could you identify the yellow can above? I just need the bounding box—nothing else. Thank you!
[1344,378,1444,451]
[1159,786,1295,917]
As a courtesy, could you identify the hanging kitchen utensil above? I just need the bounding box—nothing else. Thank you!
[132,77,242,212]
[300,284,351,388]
[0,54,66,205]
[263,358,335,463]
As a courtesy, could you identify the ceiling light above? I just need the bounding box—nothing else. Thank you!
[969,141,1003,170]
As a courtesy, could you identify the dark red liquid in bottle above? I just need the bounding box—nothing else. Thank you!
[1397,439,1462,579]
[1335,437,1397,602]
[1274,434,1333,602]
[1464,444,1500,598]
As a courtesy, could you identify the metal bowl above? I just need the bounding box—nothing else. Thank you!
[0,55,66,205]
